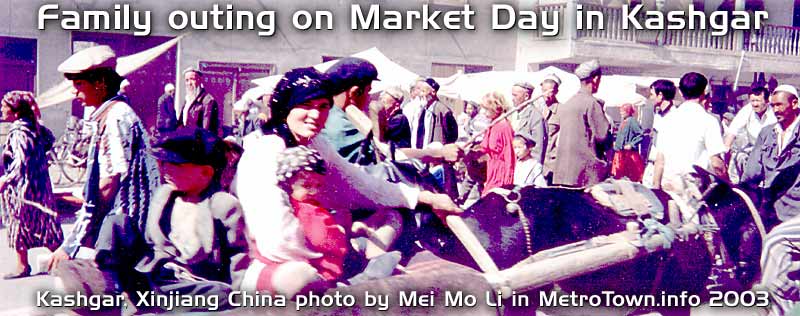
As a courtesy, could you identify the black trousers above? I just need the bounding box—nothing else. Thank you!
[93,214,149,294]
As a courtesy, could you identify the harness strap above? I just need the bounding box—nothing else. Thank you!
[489,187,534,256]
[730,187,767,242]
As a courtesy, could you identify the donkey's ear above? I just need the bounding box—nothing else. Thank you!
[692,165,732,188]
[691,165,714,187]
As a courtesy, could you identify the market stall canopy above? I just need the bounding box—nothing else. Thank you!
[37,34,186,109]
[436,67,680,109]
[600,75,680,128]
[435,66,581,104]
[249,47,420,101]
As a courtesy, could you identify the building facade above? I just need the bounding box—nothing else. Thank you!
[0,0,516,134]
[1,0,799,133]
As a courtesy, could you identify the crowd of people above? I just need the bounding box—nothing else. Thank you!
[0,44,799,315]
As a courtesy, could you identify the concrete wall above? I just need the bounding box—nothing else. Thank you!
[763,0,795,26]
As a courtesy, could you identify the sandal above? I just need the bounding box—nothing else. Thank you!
[3,267,31,280]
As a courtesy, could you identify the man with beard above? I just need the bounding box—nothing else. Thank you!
[409,78,458,150]
[742,85,800,227]
[179,68,222,136]
[742,85,800,315]
[409,78,459,197]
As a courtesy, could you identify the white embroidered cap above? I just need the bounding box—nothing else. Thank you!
[774,84,799,99]
[57,45,117,74]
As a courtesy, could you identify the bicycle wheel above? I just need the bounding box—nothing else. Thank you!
[48,158,68,185]
[61,154,88,183]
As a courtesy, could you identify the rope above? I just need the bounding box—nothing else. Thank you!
[515,204,534,256]
[492,187,534,256]
[730,187,767,242]
[640,218,677,252]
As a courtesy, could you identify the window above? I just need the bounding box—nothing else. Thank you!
[431,62,492,77]
[0,36,36,96]
[198,62,276,125]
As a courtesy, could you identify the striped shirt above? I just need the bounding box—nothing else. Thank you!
[760,215,800,315]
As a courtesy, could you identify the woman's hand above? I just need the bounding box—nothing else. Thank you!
[419,191,462,221]
[624,144,633,150]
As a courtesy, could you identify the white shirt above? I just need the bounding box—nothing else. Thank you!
[655,101,726,179]
[408,98,437,149]
[775,116,800,153]
[514,158,546,187]
[403,99,423,146]
[182,95,193,125]
[727,103,777,144]
[648,105,674,162]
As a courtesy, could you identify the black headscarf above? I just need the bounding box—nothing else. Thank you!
[263,67,332,146]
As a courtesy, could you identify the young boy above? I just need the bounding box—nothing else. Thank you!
[513,135,546,187]
[134,127,250,311]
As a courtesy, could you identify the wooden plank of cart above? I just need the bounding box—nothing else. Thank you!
[445,215,700,297]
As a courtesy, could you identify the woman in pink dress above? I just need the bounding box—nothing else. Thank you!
[479,91,516,196]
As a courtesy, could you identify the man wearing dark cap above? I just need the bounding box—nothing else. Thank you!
[408,77,460,197]
[321,59,461,166]
[411,78,458,150]
[551,59,611,187]
[320,57,381,165]
[180,68,222,136]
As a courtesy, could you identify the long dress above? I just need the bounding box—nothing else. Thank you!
[0,118,63,251]
[480,119,515,196]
